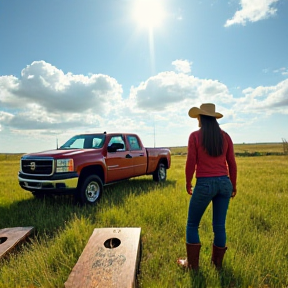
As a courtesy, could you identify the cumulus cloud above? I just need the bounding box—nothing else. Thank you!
[0,75,20,108]
[235,78,288,113]
[129,72,234,113]
[225,0,279,27]
[0,61,123,131]
[172,60,192,74]
[129,72,199,111]
[0,61,123,114]
[1,59,288,148]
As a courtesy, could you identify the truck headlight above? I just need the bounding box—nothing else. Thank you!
[56,159,74,173]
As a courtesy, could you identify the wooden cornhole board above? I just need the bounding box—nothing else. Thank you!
[65,227,141,288]
[0,227,34,258]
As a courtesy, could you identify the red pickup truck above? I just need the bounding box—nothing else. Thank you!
[18,132,171,204]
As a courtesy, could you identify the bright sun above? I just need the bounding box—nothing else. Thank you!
[132,0,166,29]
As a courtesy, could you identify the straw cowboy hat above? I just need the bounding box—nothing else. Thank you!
[188,103,223,119]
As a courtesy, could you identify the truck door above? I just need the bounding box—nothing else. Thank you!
[127,135,147,176]
[106,135,134,182]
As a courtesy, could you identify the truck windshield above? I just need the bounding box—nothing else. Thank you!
[59,134,106,149]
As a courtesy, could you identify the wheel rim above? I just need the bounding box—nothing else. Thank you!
[159,165,166,180]
[85,181,100,202]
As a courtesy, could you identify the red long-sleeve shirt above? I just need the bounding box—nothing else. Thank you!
[185,130,237,192]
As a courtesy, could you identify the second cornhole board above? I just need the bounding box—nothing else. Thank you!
[0,227,34,258]
[65,227,141,288]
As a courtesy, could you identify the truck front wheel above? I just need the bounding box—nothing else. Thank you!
[78,175,103,205]
[153,163,167,182]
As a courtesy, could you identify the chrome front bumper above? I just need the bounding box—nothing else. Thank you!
[18,176,78,191]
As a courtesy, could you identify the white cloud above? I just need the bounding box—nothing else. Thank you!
[1,60,288,152]
[273,67,288,75]
[225,0,279,27]
[0,61,123,114]
[129,71,199,111]
[197,79,234,104]
[172,59,192,74]
[0,75,20,108]
[0,61,123,131]
[129,71,233,113]
[235,78,288,113]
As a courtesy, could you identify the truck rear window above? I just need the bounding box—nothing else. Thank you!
[127,135,141,150]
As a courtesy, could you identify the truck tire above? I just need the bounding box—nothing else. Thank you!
[78,175,103,205]
[153,163,167,182]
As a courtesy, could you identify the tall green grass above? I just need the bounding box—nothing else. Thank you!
[0,155,287,287]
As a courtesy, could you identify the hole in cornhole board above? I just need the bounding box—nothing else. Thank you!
[0,237,8,244]
[103,238,121,249]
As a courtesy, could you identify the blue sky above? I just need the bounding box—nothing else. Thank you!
[0,0,288,153]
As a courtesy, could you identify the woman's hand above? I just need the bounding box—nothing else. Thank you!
[231,191,237,198]
[186,184,193,195]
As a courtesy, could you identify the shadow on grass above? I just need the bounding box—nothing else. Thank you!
[218,266,243,288]
[0,195,86,234]
[0,178,176,237]
[188,270,207,288]
[102,178,176,206]
[186,267,244,288]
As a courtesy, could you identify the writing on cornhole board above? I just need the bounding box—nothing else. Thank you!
[65,227,141,288]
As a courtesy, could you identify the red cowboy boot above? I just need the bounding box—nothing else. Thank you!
[177,243,201,270]
[211,244,227,270]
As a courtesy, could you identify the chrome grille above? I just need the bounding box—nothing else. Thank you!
[21,159,54,175]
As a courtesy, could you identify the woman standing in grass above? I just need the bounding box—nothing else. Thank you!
[177,103,237,271]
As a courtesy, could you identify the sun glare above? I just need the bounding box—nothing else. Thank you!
[133,0,166,29]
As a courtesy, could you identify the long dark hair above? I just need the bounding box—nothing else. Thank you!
[200,115,223,157]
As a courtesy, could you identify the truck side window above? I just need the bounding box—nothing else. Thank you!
[92,136,105,148]
[108,136,126,151]
[128,136,141,150]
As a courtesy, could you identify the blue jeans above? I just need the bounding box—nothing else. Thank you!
[186,176,233,247]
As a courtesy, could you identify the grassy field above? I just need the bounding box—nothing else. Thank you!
[0,148,287,287]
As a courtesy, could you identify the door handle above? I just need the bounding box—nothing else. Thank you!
[126,154,132,158]
[139,153,144,156]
